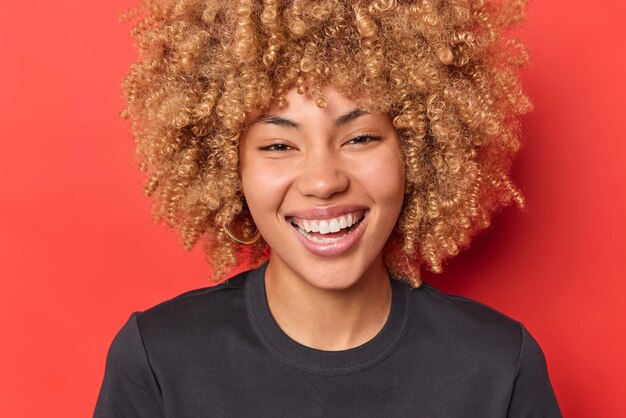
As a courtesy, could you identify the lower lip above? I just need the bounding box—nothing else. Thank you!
[289,212,369,257]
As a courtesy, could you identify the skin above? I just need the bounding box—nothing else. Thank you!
[239,85,406,351]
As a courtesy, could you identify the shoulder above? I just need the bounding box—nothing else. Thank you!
[403,282,560,414]
[132,270,251,346]
[141,269,248,315]
[415,281,523,333]
[409,281,528,368]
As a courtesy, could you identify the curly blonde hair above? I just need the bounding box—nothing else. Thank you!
[119,0,532,288]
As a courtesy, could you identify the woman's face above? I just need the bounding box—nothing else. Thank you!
[239,85,405,290]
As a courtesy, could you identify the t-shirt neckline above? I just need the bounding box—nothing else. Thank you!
[244,262,413,376]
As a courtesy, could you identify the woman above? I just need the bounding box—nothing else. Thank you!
[95,0,561,416]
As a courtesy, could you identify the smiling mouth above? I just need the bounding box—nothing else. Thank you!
[288,211,367,243]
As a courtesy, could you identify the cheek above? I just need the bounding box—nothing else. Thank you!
[240,160,294,219]
[355,149,406,205]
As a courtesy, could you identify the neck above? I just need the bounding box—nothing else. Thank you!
[264,257,392,351]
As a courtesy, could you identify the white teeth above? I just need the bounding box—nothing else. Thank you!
[295,228,350,243]
[291,211,364,235]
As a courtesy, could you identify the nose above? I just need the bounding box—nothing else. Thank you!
[295,146,350,200]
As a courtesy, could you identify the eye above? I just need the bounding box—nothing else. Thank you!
[347,135,382,145]
[259,143,293,152]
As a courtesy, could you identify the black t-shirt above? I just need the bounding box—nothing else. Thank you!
[94,262,561,417]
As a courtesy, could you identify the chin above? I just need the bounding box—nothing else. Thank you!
[297,262,368,291]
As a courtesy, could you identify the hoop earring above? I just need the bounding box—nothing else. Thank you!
[223,222,261,245]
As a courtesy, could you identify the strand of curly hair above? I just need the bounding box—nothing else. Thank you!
[119,0,532,288]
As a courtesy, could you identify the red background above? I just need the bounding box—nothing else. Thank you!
[1,0,624,416]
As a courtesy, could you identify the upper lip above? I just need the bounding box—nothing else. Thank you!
[285,205,369,220]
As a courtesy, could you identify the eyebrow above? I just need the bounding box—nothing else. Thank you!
[252,108,369,130]
[334,108,369,126]
[254,115,300,130]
